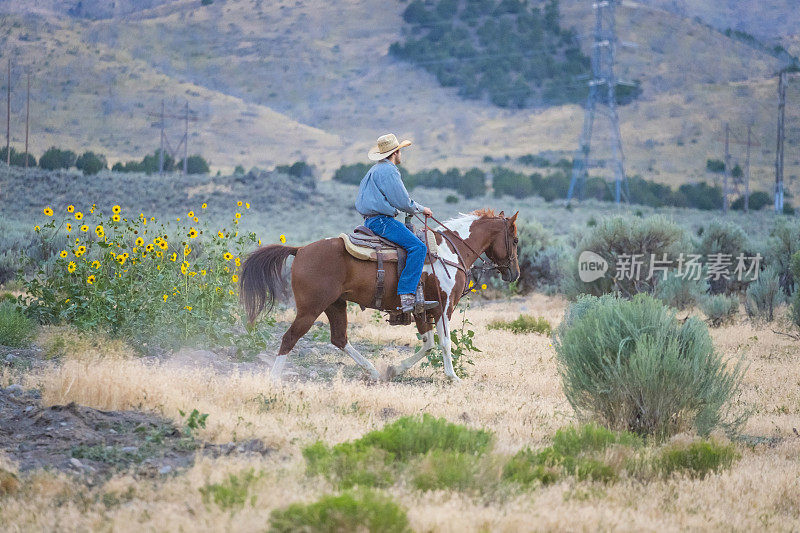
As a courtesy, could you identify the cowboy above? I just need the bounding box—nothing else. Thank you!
[355,133,439,314]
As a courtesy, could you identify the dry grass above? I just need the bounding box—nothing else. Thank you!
[2,292,800,531]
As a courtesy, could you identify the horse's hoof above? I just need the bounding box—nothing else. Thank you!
[385,365,398,381]
[446,374,462,383]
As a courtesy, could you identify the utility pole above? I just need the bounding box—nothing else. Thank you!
[24,71,29,170]
[775,70,787,213]
[723,123,731,215]
[159,99,165,176]
[6,58,10,167]
[183,101,188,175]
[147,99,197,176]
[567,0,628,205]
[745,125,751,213]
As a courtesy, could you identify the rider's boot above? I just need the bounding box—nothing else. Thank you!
[399,293,438,315]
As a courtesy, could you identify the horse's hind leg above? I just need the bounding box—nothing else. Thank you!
[325,299,380,381]
[386,318,435,380]
[271,310,320,380]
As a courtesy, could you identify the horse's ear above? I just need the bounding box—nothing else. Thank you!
[510,211,519,222]
[498,210,505,217]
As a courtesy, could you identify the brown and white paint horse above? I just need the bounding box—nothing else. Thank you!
[239,209,520,381]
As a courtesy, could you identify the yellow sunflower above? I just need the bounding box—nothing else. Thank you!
[34,225,40,232]
[75,246,87,257]
[223,252,233,261]
[183,306,192,311]
[231,274,239,283]
[200,269,207,276]
[184,246,191,256]
[145,244,154,252]
[80,225,88,232]
[201,203,207,209]
[135,237,144,247]
[279,234,286,243]
[245,202,250,209]
[181,261,189,275]
[481,284,487,290]
[187,211,195,218]
[237,200,243,207]
[158,240,168,250]
[235,257,241,267]
[74,212,83,220]
[170,253,177,262]
[162,294,168,302]
[43,207,54,216]
[117,255,126,266]
[91,261,101,269]
[188,228,198,239]
[218,231,225,239]
[95,225,105,238]
[86,275,95,285]
[112,214,120,222]
[112,205,121,214]
[66,223,72,232]
[235,212,241,219]
[67,205,75,213]
[67,261,76,273]
[59,250,68,258]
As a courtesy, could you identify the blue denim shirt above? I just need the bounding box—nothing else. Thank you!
[355,161,426,218]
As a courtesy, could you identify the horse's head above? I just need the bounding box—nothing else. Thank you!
[484,211,520,282]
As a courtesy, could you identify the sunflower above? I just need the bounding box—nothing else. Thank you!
[112,205,121,214]
[158,240,168,250]
[67,205,75,213]
[80,225,88,232]
[66,223,72,232]
[193,217,198,223]
[112,214,120,222]
[162,294,168,302]
[218,231,225,239]
[187,211,195,218]
[59,250,68,258]
[34,225,40,232]
[234,257,241,267]
[95,225,105,238]
[481,284,488,290]
[121,253,129,259]
[200,269,207,276]
[183,306,192,311]
[170,253,177,262]
[74,212,83,220]
[184,246,191,256]
[231,274,239,283]
[86,275,95,285]
[75,246,87,257]
[145,244,154,252]
[135,237,144,247]
[189,271,197,277]
[181,261,189,275]
[117,255,126,266]
[201,203,207,209]
[279,234,286,243]
[223,252,233,261]
[469,280,474,288]
[235,212,241,219]
[67,261,76,273]
[43,207,54,216]
[237,200,242,207]
[91,261,101,269]
[188,228,198,239]
[245,202,250,209]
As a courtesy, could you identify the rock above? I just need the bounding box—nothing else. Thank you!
[24,405,33,413]
[4,384,23,395]
[4,354,16,364]
[120,446,138,454]
[70,458,83,469]
[158,465,172,475]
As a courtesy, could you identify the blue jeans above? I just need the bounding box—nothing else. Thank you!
[364,215,426,295]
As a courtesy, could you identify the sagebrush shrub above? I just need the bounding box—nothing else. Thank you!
[554,293,746,439]
[744,266,784,323]
[199,469,261,510]
[568,215,688,298]
[0,301,37,347]
[654,270,707,310]
[765,217,800,294]
[268,490,411,533]
[700,294,739,327]
[695,220,753,294]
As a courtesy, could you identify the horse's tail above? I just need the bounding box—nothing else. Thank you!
[239,245,300,324]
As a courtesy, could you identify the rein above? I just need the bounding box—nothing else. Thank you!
[415,213,513,296]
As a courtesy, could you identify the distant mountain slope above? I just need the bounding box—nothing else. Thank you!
[0,0,795,194]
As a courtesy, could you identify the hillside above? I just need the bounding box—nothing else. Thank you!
[0,0,796,194]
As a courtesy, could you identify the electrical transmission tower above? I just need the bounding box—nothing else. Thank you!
[147,100,198,176]
[566,0,627,205]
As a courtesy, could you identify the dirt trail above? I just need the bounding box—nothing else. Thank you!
[0,386,270,481]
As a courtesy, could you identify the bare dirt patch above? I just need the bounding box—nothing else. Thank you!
[0,386,270,482]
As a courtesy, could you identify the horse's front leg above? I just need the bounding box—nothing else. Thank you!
[435,314,460,382]
[385,330,436,379]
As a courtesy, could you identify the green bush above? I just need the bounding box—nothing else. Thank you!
[0,301,37,347]
[38,147,76,170]
[199,469,261,510]
[269,490,411,533]
[492,167,534,198]
[275,161,313,179]
[488,314,551,335]
[765,217,800,294]
[700,294,739,327]
[568,215,688,298]
[744,266,784,322]
[654,270,707,310]
[732,191,771,211]
[75,151,107,176]
[554,293,746,439]
[0,146,36,167]
[303,415,492,489]
[411,450,482,491]
[513,220,568,293]
[706,159,725,173]
[333,163,371,185]
[656,440,739,479]
[695,220,752,294]
[179,155,210,175]
[502,424,641,487]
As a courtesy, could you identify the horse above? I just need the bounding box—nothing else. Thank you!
[239,209,520,382]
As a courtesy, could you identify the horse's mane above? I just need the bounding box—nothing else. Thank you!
[472,208,497,218]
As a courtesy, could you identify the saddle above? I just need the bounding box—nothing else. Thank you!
[339,225,440,318]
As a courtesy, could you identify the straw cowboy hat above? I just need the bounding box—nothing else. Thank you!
[368,133,412,161]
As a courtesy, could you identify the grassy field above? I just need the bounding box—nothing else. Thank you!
[2,292,799,531]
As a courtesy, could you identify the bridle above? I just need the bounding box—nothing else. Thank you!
[415,213,517,296]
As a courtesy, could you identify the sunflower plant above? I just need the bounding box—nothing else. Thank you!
[21,202,274,353]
